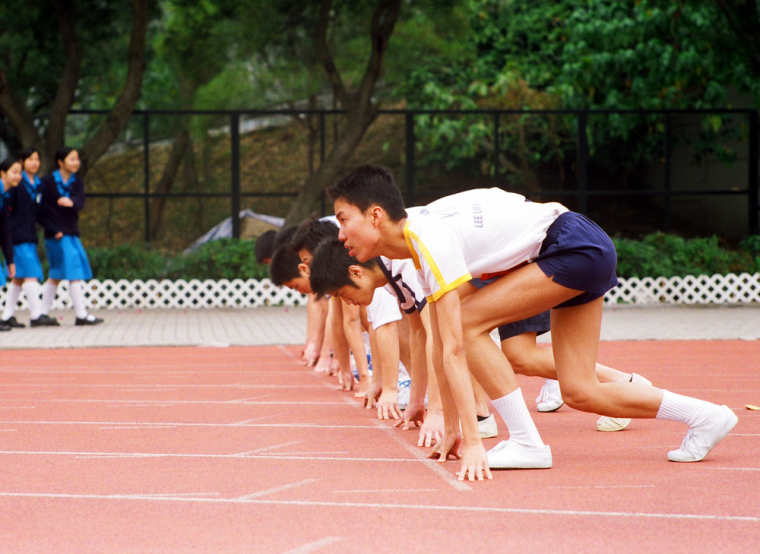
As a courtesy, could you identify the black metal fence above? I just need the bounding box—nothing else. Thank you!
[44,107,760,245]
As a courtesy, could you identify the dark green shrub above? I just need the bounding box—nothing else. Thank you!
[88,244,169,280]
[613,232,758,278]
[164,238,269,280]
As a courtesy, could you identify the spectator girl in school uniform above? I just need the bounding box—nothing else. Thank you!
[0,158,20,331]
[2,148,59,328]
[38,147,103,326]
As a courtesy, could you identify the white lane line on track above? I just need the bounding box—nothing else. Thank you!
[335,394,471,492]
[0,450,428,462]
[243,441,302,454]
[549,484,656,489]
[277,345,297,359]
[0,420,381,429]
[237,479,317,500]
[333,488,438,494]
[703,467,760,471]
[370,418,471,493]
[284,536,344,554]
[0,492,756,522]
[44,399,346,405]
[0,384,326,389]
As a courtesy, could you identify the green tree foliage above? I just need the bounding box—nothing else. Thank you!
[396,0,760,177]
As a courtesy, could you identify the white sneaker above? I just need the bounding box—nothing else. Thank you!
[487,439,552,469]
[536,379,563,412]
[668,405,738,462]
[596,416,632,431]
[478,414,498,438]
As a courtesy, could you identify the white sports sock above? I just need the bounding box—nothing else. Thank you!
[22,281,43,319]
[491,387,545,447]
[2,283,21,320]
[41,281,57,314]
[69,281,88,319]
[656,390,717,427]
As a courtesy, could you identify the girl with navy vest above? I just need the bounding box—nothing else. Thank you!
[38,147,103,326]
[2,148,59,328]
[0,158,20,331]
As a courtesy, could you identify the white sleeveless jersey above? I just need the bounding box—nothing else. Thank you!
[403,188,567,302]
[378,256,427,314]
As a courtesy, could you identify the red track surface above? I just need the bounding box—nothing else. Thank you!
[0,341,758,553]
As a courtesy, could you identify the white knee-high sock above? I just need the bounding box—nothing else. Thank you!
[22,281,42,319]
[491,388,545,446]
[41,281,58,315]
[69,281,88,319]
[2,283,21,319]
[656,390,718,427]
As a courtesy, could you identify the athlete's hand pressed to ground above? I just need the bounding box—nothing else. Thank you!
[363,381,382,409]
[302,342,318,367]
[395,402,424,431]
[338,369,355,391]
[376,390,401,420]
[416,410,443,448]
[313,356,331,374]
[455,443,492,481]
[429,433,461,462]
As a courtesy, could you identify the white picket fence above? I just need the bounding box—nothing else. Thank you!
[2,273,759,310]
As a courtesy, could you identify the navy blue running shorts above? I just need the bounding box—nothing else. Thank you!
[469,277,551,339]
[535,211,619,308]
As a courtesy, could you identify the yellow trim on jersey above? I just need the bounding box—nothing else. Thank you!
[426,273,473,303]
[404,223,471,302]
[402,222,422,270]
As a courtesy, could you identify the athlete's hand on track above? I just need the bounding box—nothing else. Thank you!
[416,410,444,448]
[455,443,492,482]
[429,432,461,462]
[375,390,401,420]
[363,382,382,409]
[395,402,425,431]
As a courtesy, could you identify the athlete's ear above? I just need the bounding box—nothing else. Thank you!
[298,262,310,278]
[348,264,363,280]
[368,205,384,227]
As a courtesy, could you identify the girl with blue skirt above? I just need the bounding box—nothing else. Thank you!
[38,147,103,326]
[0,158,20,331]
[2,148,59,328]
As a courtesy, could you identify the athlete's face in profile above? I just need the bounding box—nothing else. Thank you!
[335,266,375,306]
[333,198,381,262]
[284,276,311,295]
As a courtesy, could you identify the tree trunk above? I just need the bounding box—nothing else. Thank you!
[80,0,149,176]
[0,0,148,174]
[150,126,191,239]
[284,0,402,226]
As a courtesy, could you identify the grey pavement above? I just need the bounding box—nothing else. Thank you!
[0,304,757,349]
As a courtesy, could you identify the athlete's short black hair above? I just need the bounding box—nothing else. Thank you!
[327,165,407,221]
[269,245,302,286]
[273,225,297,251]
[309,238,378,299]
[291,218,339,254]
[254,229,277,263]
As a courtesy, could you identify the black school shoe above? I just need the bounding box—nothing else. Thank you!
[30,314,60,327]
[75,315,104,326]
[0,320,11,332]
[1,316,25,328]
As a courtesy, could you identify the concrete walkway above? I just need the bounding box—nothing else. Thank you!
[0,304,757,349]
